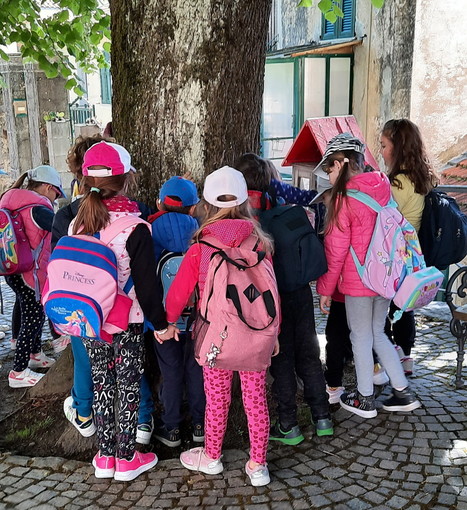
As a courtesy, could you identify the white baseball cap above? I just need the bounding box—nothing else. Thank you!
[203,166,248,208]
[27,165,66,198]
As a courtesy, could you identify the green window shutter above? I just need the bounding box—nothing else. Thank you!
[100,51,112,105]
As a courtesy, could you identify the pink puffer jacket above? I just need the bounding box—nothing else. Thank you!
[317,171,391,298]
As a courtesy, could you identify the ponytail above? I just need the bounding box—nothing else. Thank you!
[1,172,42,199]
[72,174,132,235]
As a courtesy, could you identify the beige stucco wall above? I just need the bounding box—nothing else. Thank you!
[410,0,467,166]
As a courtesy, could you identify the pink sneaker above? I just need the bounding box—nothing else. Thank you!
[180,447,223,475]
[114,451,158,481]
[28,351,55,369]
[52,335,71,354]
[8,368,44,388]
[92,451,115,478]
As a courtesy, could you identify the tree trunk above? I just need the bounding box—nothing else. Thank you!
[110,0,272,203]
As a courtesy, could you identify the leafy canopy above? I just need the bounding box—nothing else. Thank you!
[299,0,385,22]
[0,0,110,95]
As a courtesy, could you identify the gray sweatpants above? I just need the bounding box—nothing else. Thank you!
[345,295,408,396]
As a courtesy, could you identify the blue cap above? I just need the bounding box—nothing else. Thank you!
[159,177,199,207]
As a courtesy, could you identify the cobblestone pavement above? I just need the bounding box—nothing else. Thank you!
[0,278,466,509]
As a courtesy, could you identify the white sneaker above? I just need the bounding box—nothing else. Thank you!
[136,417,154,445]
[245,461,270,487]
[373,363,390,385]
[29,351,55,369]
[9,368,45,388]
[326,385,345,404]
[63,396,96,437]
[52,335,71,354]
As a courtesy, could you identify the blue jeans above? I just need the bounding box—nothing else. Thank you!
[70,335,154,423]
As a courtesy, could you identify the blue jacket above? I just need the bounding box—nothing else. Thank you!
[151,212,198,261]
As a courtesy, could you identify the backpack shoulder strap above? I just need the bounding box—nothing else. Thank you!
[347,189,383,212]
[99,216,148,245]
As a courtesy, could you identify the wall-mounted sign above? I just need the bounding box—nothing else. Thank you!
[13,99,27,117]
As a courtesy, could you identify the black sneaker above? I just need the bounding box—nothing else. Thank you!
[154,424,181,447]
[269,422,304,445]
[340,390,377,418]
[192,423,205,443]
[382,387,421,412]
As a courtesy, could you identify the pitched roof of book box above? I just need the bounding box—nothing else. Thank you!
[282,115,380,171]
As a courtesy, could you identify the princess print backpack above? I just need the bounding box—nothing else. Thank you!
[43,216,146,342]
[193,235,280,371]
[348,190,443,320]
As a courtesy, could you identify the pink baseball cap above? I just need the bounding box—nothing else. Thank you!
[82,141,136,177]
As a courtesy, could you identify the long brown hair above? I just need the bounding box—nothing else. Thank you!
[1,172,43,199]
[382,119,438,195]
[193,196,274,254]
[325,150,365,233]
[72,173,136,235]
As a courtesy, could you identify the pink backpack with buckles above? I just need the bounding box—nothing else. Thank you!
[193,235,280,371]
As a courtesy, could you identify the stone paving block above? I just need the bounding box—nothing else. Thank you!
[48,496,72,507]
[25,469,53,480]
[24,483,46,496]
[271,502,293,509]
[30,457,65,470]
[4,455,29,466]
[12,477,31,490]
[33,488,58,503]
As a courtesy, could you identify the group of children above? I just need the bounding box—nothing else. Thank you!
[2,118,436,485]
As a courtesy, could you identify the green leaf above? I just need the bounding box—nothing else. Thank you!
[103,41,111,53]
[324,10,337,23]
[65,78,77,90]
[318,0,332,12]
[73,86,85,97]
[57,10,69,23]
[333,5,344,17]
[0,48,10,62]
[298,0,313,7]
[371,0,385,7]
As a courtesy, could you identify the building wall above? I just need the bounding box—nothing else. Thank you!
[410,0,467,166]
[352,0,416,166]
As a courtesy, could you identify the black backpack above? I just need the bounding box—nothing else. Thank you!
[418,189,467,270]
[258,204,327,293]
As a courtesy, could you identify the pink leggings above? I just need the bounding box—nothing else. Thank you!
[203,366,269,464]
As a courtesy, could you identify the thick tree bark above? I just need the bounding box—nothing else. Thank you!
[110,0,272,203]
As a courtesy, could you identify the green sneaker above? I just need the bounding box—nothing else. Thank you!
[313,417,334,437]
[269,422,304,445]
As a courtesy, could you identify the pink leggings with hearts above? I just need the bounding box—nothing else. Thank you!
[203,366,269,464]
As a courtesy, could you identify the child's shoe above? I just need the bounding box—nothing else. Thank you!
[8,368,44,388]
[63,396,96,437]
[326,385,345,404]
[154,424,181,447]
[312,416,334,436]
[180,447,223,475]
[192,423,205,443]
[92,451,115,478]
[245,461,270,487]
[382,387,421,412]
[340,390,377,418]
[28,351,55,369]
[52,335,71,354]
[136,417,154,445]
[114,451,158,481]
[373,363,390,385]
[269,422,304,445]
[401,357,414,376]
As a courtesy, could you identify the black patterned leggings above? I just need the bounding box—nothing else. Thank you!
[5,274,45,372]
[83,324,144,460]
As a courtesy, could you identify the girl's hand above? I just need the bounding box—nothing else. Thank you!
[319,295,332,315]
[154,324,180,344]
[272,338,280,357]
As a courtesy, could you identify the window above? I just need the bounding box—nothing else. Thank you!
[100,51,112,105]
[322,0,355,40]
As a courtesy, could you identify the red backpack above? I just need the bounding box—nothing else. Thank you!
[193,235,280,371]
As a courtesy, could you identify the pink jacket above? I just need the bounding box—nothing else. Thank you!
[165,219,257,323]
[0,189,53,293]
[317,171,391,298]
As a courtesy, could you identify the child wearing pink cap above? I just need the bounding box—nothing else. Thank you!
[72,141,177,481]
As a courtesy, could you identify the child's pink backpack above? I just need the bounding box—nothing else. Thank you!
[193,235,280,371]
[348,190,443,320]
[43,216,146,342]
[0,206,37,275]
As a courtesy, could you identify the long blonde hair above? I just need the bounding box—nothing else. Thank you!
[194,197,274,254]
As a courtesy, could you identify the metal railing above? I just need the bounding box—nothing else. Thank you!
[68,97,96,140]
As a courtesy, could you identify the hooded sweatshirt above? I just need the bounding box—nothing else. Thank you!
[317,171,391,298]
[165,219,256,323]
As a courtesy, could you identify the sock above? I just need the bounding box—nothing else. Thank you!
[77,414,91,423]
